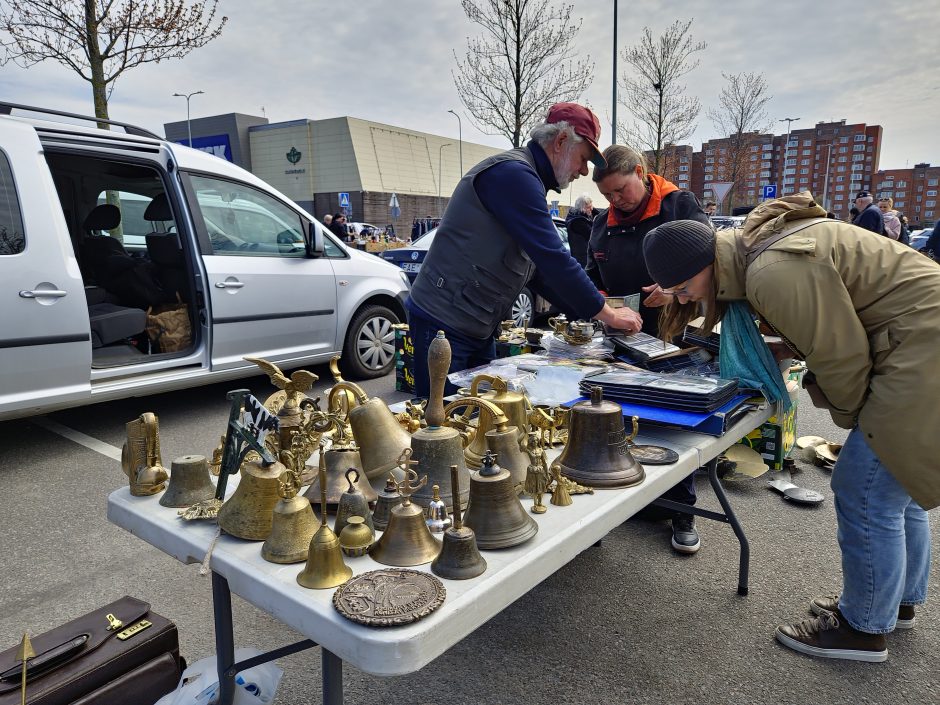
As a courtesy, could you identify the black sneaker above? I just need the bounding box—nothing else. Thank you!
[811,595,916,630]
[776,609,888,662]
[671,515,700,554]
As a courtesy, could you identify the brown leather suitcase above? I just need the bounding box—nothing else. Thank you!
[0,596,183,705]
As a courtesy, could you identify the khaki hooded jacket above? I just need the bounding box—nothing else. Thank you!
[714,192,940,509]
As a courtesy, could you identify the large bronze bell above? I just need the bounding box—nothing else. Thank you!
[334,468,376,537]
[443,397,529,491]
[217,455,288,540]
[462,374,529,466]
[410,331,469,510]
[431,465,487,580]
[160,454,215,508]
[463,451,538,550]
[369,469,442,567]
[328,381,411,483]
[261,470,317,564]
[297,465,352,589]
[371,475,402,532]
[303,447,376,507]
[554,387,645,489]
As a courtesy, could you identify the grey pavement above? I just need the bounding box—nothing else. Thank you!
[0,366,936,705]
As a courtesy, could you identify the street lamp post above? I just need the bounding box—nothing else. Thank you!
[779,117,800,195]
[612,0,618,144]
[438,143,452,217]
[447,110,463,175]
[173,90,204,147]
[821,142,833,211]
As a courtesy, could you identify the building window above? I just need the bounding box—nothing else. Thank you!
[750,155,758,161]
[928,190,938,197]
[750,145,759,152]
[882,191,894,198]
[896,200,905,208]
[927,210,935,218]
[706,157,714,164]
[866,146,873,153]
[802,139,812,146]
[785,158,796,166]
[854,134,866,142]
[927,200,936,207]
[703,190,713,197]
[835,194,844,200]
[800,168,809,174]
[852,154,864,162]
[853,144,865,152]
[801,159,810,165]
[837,166,846,172]
[840,137,850,143]
[839,147,848,154]
[896,191,906,197]
[929,179,939,186]
[835,185,845,191]
[836,176,845,182]
[851,164,864,171]
[867,136,874,142]
[897,181,907,187]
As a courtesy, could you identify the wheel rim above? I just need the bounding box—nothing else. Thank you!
[356,315,395,370]
[511,292,533,327]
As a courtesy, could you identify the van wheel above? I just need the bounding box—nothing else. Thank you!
[343,304,400,379]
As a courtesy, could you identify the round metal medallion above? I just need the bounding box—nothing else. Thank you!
[629,444,679,466]
[332,569,446,627]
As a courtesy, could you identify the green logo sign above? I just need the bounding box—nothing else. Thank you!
[286,147,302,165]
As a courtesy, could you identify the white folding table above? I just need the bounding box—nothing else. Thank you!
[107,404,772,705]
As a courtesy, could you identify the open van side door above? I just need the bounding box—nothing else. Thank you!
[0,119,91,417]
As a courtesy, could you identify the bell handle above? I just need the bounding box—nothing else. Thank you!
[449,464,462,529]
[328,355,345,384]
[469,373,507,398]
[344,466,360,491]
[627,415,639,443]
[327,381,368,418]
[425,331,451,427]
[443,397,509,433]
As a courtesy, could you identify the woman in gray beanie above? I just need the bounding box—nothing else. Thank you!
[642,193,940,664]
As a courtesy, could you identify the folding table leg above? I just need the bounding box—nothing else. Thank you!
[322,649,343,705]
[212,572,238,705]
[705,458,751,595]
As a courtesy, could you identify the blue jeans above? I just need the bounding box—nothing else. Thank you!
[832,428,931,633]
[408,305,496,399]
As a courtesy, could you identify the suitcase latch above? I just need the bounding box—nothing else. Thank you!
[105,614,123,631]
[116,620,152,641]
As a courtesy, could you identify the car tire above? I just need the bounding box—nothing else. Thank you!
[511,287,534,327]
[342,304,400,379]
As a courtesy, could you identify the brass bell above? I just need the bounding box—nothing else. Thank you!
[122,412,168,496]
[217,455,288,541]
[425,484,452,533]
[554,387,645,489]
[261,470,317,564]
[328,381,411,483]
[369,469,442,567]
[410,331,470,510]
[297,465,352,589]
[160,454,215,508]
[339,516,374,557]
[463,451,538,550]
[303,447,377,508]
[431,465,487,580]
[462,374,529,466]
[334,468,376,537]
[371,475,402,532]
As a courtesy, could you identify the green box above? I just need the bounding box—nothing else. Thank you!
[738,368,803,470]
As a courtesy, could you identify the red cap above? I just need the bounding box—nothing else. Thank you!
[546,102,605,168]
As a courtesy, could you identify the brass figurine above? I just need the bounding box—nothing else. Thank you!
[395,399,427,433]
[550,465,573,506]
[523,432,551,514]
[121,412,169,496]
[209,435,225,476]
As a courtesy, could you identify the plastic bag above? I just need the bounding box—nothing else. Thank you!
[146,293,191,353]
[155,648,284,705]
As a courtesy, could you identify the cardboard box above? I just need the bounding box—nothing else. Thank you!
[738,368,803,470]
[394,324,415,394]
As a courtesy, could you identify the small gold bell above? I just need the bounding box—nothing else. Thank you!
[339,516,374,557]
[372,474,402,532]
[334,468,376,537]
[261,470,318,564]
[297,465,352,589]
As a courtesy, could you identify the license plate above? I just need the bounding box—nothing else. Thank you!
[401,262,422,273]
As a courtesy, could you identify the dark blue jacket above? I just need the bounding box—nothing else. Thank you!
[853,203,884,234]
[925,220,940,255]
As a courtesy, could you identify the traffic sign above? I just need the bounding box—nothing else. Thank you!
[710,182,734,204]
[761,184,777,200]
[338,192,350,209]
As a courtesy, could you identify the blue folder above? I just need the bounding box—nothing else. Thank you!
[565,393,755,437]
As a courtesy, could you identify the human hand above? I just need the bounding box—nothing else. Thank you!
[802,373,833,410]
[595,304,643,334]
[641,283,672,308]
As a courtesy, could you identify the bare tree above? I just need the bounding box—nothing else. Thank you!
[618,19,705,174]
[453,0,594,148]
[707,71,772,211]
[0,0,227,121]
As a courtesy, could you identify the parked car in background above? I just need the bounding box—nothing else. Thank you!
[348,222,382,238]
[382,222,570,326]
[909,228,931,251]
[710,215,746,230]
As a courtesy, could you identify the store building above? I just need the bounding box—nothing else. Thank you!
[164,112,609,236]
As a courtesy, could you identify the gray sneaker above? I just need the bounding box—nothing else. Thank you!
[670,515,700,554]
[811,595,915,629]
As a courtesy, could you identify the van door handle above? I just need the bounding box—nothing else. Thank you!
[214,281,244,289]
[20,289,68,298]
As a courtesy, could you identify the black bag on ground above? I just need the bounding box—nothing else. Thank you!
[0,596,183,705]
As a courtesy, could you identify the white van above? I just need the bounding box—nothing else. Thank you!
[0,103,410,421]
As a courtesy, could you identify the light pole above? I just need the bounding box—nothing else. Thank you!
[438,143,452,217]
[447,110,463,175]
[612,0,618,144]
[779,117,800,195]
[173,90,204,147]
[820,142,833,211]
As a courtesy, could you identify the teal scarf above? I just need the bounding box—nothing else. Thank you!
[718,301,792,411]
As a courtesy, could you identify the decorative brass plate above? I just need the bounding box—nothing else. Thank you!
[629,444,679,466]
[332,569,446,627]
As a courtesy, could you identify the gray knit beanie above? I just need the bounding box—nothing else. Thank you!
[642,220,716,289]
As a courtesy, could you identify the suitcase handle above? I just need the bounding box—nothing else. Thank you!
[0,635,88,682]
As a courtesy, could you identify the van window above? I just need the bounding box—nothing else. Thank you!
[0,151,26,255]
[188,175,306,257]
[96,191,171,251]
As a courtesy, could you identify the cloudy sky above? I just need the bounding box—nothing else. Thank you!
[2,0,937,170]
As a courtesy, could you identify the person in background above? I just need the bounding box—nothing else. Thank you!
[852,191,884,234]
[878,197,902,240]
[329,213,349,241]
[564,194,597,267]
[407,102,643,397]
[322,213,333,227]
[925,218,940,258]
[587,143,711,555]
[703,201,717,217]
[642,193,940,663]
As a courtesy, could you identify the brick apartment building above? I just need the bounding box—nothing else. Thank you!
[872,163,940,226]
[646,120,885,221]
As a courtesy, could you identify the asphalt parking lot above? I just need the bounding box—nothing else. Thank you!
[0,366,936,705]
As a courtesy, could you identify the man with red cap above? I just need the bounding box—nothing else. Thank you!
[407,102,642,396]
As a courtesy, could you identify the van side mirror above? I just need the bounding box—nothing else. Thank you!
[305,220,324,258]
